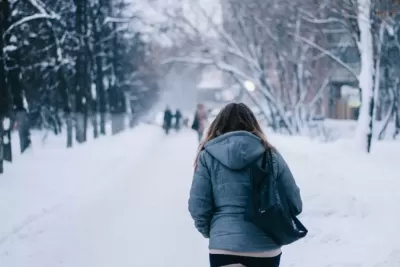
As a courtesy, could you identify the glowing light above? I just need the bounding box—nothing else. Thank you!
[244,80,256,92]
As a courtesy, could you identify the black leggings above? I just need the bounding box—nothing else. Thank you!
[209,253,281,267]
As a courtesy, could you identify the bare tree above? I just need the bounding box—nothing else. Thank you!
[162,0,332,135]
[298,0,397,152]
[377,12,400,140]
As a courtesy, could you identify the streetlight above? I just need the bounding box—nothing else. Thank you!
[244,80,256,92]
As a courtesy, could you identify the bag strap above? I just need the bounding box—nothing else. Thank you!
[261,148,308,237]
[261,149,267,170]
[261,148,273,172]
[267,148,273,175]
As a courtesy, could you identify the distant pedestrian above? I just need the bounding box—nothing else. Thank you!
[174,109,182,131]
[191,103,208,142]
[183,117,189,128]
[163,106,173,134]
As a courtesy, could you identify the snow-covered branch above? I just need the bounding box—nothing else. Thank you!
[161,56,213,66]
[294,34,359,81]
[5,13,60,35]
[104,16,139,24]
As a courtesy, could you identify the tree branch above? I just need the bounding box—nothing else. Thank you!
[5,13,60,35]
[294,33,359,81]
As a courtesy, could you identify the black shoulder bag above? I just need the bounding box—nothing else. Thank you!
[244,149,308,246]
[191,114,199,131]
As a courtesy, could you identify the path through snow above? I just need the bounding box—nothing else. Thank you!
[0,127,208,267]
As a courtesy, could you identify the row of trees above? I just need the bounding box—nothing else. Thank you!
[311,0,400,151]
[162,0,400,153]
[0,0,162,174]
[1,0,398,177]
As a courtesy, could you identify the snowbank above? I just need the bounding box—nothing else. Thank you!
[0,124,165,250]
[268,132,400,266]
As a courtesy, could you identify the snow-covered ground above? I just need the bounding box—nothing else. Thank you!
[1,124,399,266]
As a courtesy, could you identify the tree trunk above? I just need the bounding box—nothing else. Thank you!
[7,49,31,153]
[92,112,99,138]
[93,4,107,136]
[394,109,400,139]
[74,0,88,143]
[258,85,294,134]
[0,0,11,173]
[82,0,90,143]
[124,91,135,128]
[0,117,3,174]
[16,111,31,153]
[111,113,125,135]
[378,88,395,140]
[66,113,73,148]
[355,0,375,153]
[100,112,106,135]
[109,16,126,135]
[266,100,278,132]
[49,19,73,147]
[75,113,85,143]
[394,86,400,139]
[54,111,62,135]
[2,117,11,162]
[90,73,98,140]
[58,66,73,148]
[0,117,11,172]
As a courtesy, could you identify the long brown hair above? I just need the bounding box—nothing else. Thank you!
[194,102,270,167]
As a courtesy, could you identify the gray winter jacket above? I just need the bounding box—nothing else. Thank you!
[188,131,303,252]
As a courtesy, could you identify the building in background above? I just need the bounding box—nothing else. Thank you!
[219,0,363,121]
[323,21,360,120]
[196,67,243,109]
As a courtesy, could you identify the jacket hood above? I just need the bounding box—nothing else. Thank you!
[204,131,265,170]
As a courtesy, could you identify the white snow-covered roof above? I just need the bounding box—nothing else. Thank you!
[197,68,224,89]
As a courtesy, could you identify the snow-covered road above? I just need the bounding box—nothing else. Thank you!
[0,128,208,267]
[1,125,400,267]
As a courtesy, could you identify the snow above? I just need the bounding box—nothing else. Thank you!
[3,135,10,144]
[2,117,11,129]
[23,95,29,111]
[386,23,394,36]
[9,35,17,43]
[1,124,400,266]
[91,84,97,99]
[3,45,18,52]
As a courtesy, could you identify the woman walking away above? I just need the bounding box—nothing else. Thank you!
[188,103,303,267]
[191,103,208,142]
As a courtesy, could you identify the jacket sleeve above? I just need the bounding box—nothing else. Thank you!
[188,151,213,238]
[275,151,303,216]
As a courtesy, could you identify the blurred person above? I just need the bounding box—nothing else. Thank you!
[174,109,182,131]
[183,117,189,128]
[191,103,208,142]
[188,103,303,267]
[163,106,173,135]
